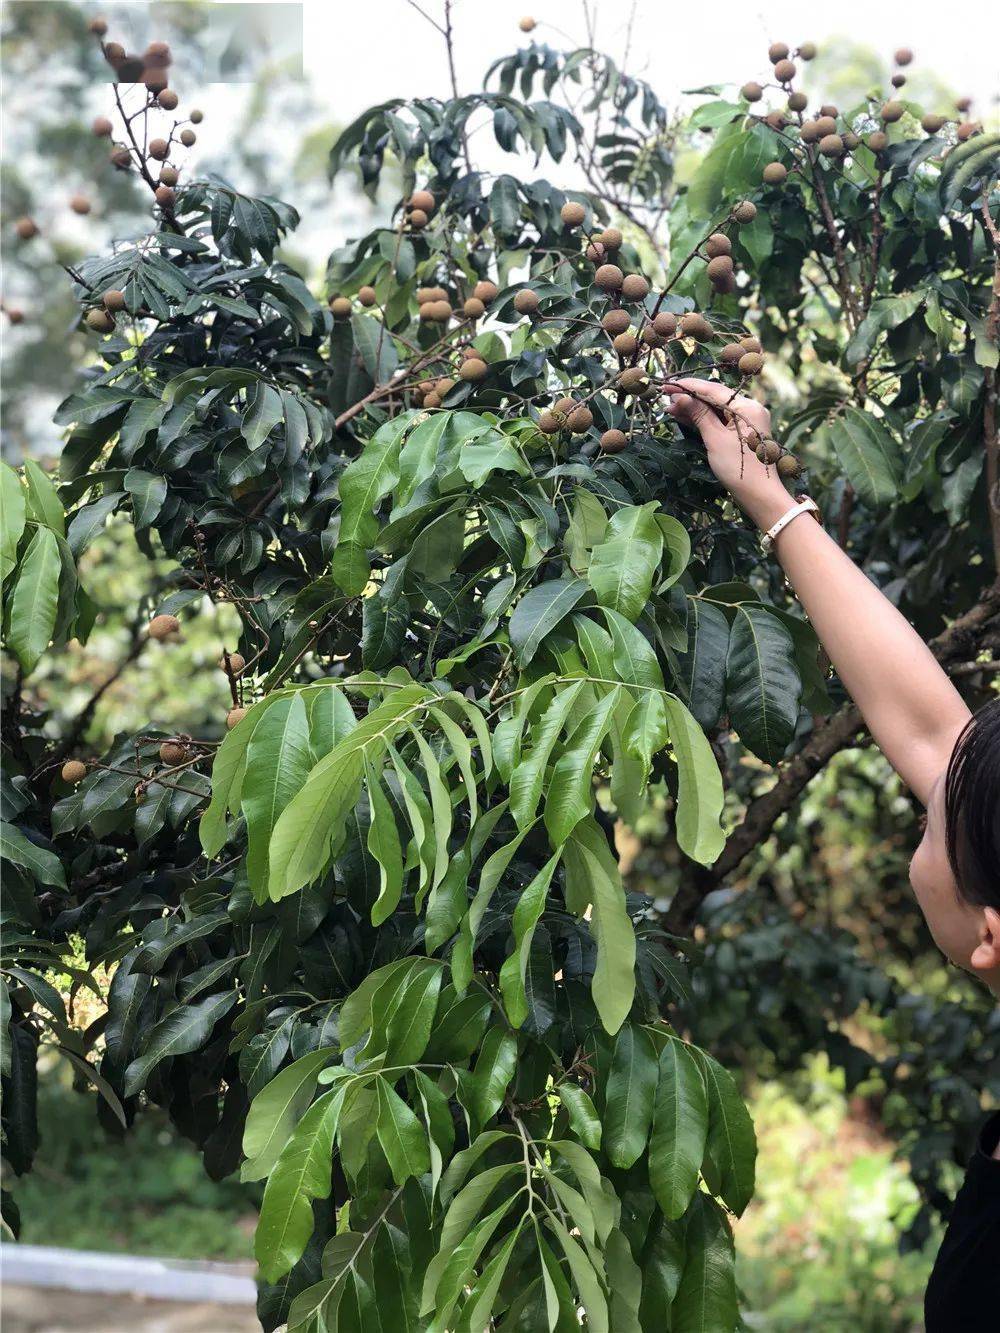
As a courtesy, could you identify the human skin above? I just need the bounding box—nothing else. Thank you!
[664,377,1000,996]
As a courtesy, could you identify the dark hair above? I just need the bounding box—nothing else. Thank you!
[945,696,1000,908]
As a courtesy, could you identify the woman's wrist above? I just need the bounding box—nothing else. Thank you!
[737,484,793,533]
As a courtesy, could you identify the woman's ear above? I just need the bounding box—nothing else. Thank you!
[969,907,1000,973]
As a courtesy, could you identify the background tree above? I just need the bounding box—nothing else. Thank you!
[2,12,998,1330]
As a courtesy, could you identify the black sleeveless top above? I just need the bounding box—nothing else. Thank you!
[925,1111,1000,1330]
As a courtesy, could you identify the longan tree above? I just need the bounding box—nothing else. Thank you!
[2,14,998,1330]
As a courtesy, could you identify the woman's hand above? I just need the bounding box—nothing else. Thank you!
[663,377,790,531]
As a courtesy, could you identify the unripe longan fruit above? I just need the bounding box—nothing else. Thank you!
[220,652,245,674]
[773,59,796,82]
[800,120,819,143]
[881,101,904,123]
[70,194,92,214]
[741,82,763,102]
[740,335,762,352]
[159,741,188,765]
[680,311,712,340]
[560,200,586,227]
[158,89,179,110]
[595,264,624,292]
[159,166,179,186]
[768,42,790,63]
[620,273,650,302]
[226,707,247,729]
[814,115,837,136]
[706,254,735,280]
[358,285,377,307]
[738,351,764,375]
[787,92,807,113]
[819,134,844,157]
[798,42,817,60]
[86,308,115,333]
[721,342,744,364]
[473,279,498,303]
[617,366,647,391]
[756,439,782,465]
[867,131,888,151]
[110,146,132,168]
[102,288,126,311]
[567,405,593,432]
[61,760,87,784]
[155,185,176,208]
[514,289,539,314]
[733,201,757,223]
[460,357,488,381]
[409,189,435,212]
[600,429,627,453]
[538,410,561,434]
[180,128,196,147]
[894,47,913,66]
[705,233,732,258]
[463,296,485,318]
[921,113,946,134]
[777,453,802,478]
[148,614,180,640]
[762,162,788,184]
[652,311,677,337]
[92,115,113,137]
[598,227,622,249]
[14,217,38,240]
[602,308,631,335]
[330,296,352,318]
[612,332,637,356]
[189,109,204,123]
[519,17,536,32]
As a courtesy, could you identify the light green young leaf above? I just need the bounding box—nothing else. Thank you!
[587,502,663,622]
[242,693,314,902]
[509,577,589,666]
[542,685,620,845]
[22,459,65,535]
[242,1048,334,1183]
[7,526,61,673]
[366,760,404,926]
[200,692,288,858]
[375,1076,431,1184]
[564,817,635,1034]
[0,462,26,586]
[509,680,586,829]
[663,694,725,865]
[558,1083,602,1151]
[332,414,411,594]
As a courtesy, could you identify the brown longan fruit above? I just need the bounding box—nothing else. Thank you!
[154,185,176,208]
[720,342,744,364]
[595,264,624,292]
[765,111,787,131]
[435,377,457,397]
[602,309,631,335]
[567,405,593,432]
[6,308,24,325]
[519,16,536,31]
[358,286,377,307]
[145,40,171,62]
[798,42,817,60]
[158,89,179,110]
[732,201,757,223]
[762,162,788,184]
[104,41,125,63]
[88,17,108,35]
[330,296,352,318]
[957,121,980,141]
[738,351,765,375]
[415,287,436,303]
[773,59,797,82]
[881,101,904,123]
[514,289,539,314]
[110,146,132,168]
[617,366,648,391]
[820,104,839,119]
[755,439,782,465]
[180,128,196,147]
[680,312,712,340]
[460,357,488,381]
[843,131,860,150]
[86,308,115,333]
[819,134,844,157]
[409,189,436,213]
[894,47,914,66]
[189,109,204,123]
[226,707,247,729]
[800,121,819,143]
[891,73,906,89]
[955,97,972,113]
[777,453,802,478]
[600,429,627,453]
[61,760,87,784]
[159,166,179,186]
[538,410,561,434]
[612,332,637,356]
[620,273,650,302]
[148,614,180,640]
[740,335,762,352]
[430,300,453,322]
[159,741,188,765]
[742,82,764,102]
[560,200,586,226]
[598,227,623,250]
[408,208,428,229]
[553,396,577,415]
[70,194,92,214]
[921,114,947,134]
[652,311,677,337]
[787,92,807,113]
[585,242,606,264]
[149,137,170,161]
[423,391,442,408]
[92,115,113,137]
[768,42,790,63]
[473,280,498,303]
[867,131,888,151]
[219,652,245,674]
[463,297,485,318]
[814,115,837,137]
[704,234,731,260]
[706,255,735,280]
[641,325,665,348]
[14,217,38,240]
[102,289,126,311]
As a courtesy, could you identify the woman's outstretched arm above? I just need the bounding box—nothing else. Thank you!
[664,377,971,805]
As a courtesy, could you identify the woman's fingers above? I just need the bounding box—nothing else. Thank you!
[665,376,740,407]
[665,390,733,446]
[664,377,769,436]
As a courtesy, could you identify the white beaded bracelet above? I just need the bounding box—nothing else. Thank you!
[760,496,820,553]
